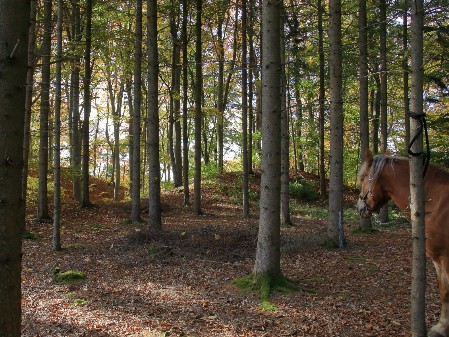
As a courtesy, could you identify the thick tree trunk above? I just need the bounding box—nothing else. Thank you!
[409,1,426,335]
[253,0,282,278]
[0,0,30,333]
[147,0,162,229]
[327,0,346,248]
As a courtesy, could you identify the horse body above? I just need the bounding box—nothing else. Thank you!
[357,150,449,337]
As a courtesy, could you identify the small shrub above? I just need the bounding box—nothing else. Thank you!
[289,180,319,201]
[22,231,38,240]
[54,269,86,284]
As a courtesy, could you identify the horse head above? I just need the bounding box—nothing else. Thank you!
[357,150,390,218]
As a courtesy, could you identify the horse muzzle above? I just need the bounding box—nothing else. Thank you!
[357,198,372,218]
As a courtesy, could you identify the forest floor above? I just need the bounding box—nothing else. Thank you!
[22,171,440,337]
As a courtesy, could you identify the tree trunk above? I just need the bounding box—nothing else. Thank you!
[147,0,162,229]
[37,0,53,222]
[253,0,282,278]
[182,0,190,206]
[113,83,124,202]
[280,1,291,227]
[318,0,326,199]
[193,0,203,215]
[358,0,371,231]
[81,0,93,208]
[131,0,143,223]
[409,1,426,335]
[248,0,255,174]
[0,0,29,333]
[53,0,64,251]
[22,0,37,219]
[71,0,82,202]
[242,0,250,218]
[169,2,183,187]
[378,0,389,223]
[403,4,410,154]
[327,0,346,248]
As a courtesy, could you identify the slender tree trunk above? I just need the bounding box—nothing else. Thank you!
[403,3,410,153]
[22,0,37,219]
[71,0,82,202]
[253,0,282,278]
[318,0,327,198]
[217,9,225,174]
[53,0,63,251]
[248,0,255,174]
[182,0,190,206]
[131,0,143,223]
[81,0,93,208]
[242,0,250,218]
[378,0,389,223]
[147,0,162,229]
[358,0,371,231]
[193,0,203,215]
[280,1,291,227]
[409,1,426,335]
[327,0,346,248]
[0,0,30,333]
[113,84,124,202]
[37,0,53,222]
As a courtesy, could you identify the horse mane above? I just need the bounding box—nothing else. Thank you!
[359,154,401,185]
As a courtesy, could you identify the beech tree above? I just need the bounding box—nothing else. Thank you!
[0,0,30,333]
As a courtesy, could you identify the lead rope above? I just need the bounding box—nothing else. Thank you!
[408,111,430,177]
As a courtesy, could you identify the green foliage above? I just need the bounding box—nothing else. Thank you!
[22,231,39,240]
[232,273,298,308]
[53,269,86,284]
[289,179,319,201]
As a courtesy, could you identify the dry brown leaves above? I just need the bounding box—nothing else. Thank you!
[22,182,440,336]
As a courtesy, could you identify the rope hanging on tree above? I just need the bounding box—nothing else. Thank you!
[408,111,430,177]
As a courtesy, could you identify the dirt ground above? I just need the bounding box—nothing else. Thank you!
[21,174,440,336]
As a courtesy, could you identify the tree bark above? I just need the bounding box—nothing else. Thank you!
[53,0,64,251]
[242,0,250,218]
[22,0,37,220]
[0,0,30,333]
[182,0,190,206]
[37,0,53,222]
[193,0,203,215]
[409,1,426,335]
[318,0,327,199]
[378,0,389,223]
[358,0,371,231]
[280,1,291,227]
[81,0,93,208]
[147,0,162,229]
[253,0,282,278]
[327,0,346,248]
[131,0,143,223]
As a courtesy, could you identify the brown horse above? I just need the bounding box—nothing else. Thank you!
[357,150,449,337]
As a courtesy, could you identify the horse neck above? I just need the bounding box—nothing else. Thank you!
[380,159,411,212]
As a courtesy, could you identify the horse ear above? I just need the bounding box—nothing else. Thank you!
[385,149,391,157]
[365,150,373,169]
